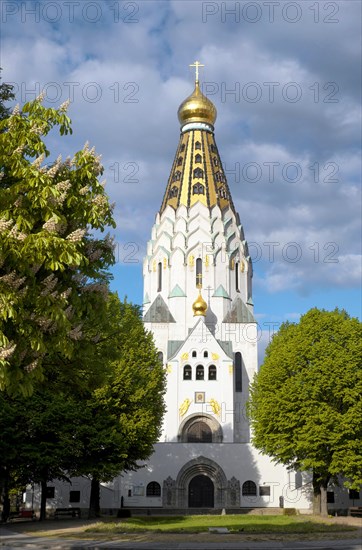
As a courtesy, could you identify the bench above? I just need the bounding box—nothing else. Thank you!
[9,509,35,520]
[54,507,81,518]
[349,506,362,517]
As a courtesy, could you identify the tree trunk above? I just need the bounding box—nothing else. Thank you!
[320,484,328,517]
[40,479,47,521]
[312,483,321,515]
[88,477,101,518]
[312,471,329,516]
[0,470,10,522]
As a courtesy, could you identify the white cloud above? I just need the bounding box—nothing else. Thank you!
[2,0,360,315]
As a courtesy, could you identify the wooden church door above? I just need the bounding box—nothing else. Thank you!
[188,475,214,507]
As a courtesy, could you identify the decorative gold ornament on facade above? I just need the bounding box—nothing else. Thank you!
[231,259,235,270]
[163,257,167,269]
[188,255,195,268]
[211,353,219,361]
[209,398,221,416]
[240,261,245,272]
[152,260,156,272]
[179,398,191,417]
[228,364,233,375]
[181,352,189,361]
[166,363,172,374]
[192,290,208,317]
[205,255,210,268]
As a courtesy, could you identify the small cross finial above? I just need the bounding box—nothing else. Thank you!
[189,60,205,83]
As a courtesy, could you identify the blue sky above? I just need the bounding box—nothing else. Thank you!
[2,0,361,356]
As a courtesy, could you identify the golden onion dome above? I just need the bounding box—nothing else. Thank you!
[192,290,208,317]
[178,81,217,127]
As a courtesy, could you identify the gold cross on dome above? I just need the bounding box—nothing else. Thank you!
[190,60,205,83]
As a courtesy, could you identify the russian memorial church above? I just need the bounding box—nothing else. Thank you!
[117,69,311,512]
[26,66,357,513]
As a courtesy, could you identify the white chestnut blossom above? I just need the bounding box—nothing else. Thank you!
[55,180,71,193]
[41,274,58,294]
[0,342,16,360]
[36,91,46,102]
[64,305,74,319]
[66,228,86,242]
[0,272,26,290]
[24,359,38,373]
[68,325,83,340]
[0,218,14,233]
[60,288,72,299]
[42,217,59,233]
[32,153,45,168]
[59,99,70,112]
[47,155,62,177]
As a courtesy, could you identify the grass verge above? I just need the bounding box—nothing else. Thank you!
[83,515,357,535]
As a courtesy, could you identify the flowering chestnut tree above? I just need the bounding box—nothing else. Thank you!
[0,95,116,395]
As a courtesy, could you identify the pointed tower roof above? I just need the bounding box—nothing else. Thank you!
[160,62,236,216]
[223,296,256,324]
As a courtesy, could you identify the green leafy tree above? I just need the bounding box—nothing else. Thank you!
[0,94,115,395]
[0,295,166,520]
[74,297,166,518]
[248,308,362,516]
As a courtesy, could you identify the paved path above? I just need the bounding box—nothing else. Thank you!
[1,517,361,550]
[0,530,361,550]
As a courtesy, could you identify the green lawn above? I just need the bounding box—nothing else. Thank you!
[85,515,356,534]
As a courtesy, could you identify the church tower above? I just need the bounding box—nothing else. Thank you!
[122,64,306,510]
[143,63,256,453]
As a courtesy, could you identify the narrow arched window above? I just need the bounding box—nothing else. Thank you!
[219,186,227,199]
[235,352,242,392]
[195,141,201,150]
[192,351,197,358]
[183,365,192,380]
[192,182,205,195]
[196,258,202,287]
[157,262,162,292]
[168,185,178,198]
[203,351,208,358]
[177,157,183,166]
[235,262,240,292]
[193,167,204,179]
[180,144,185,152]
[196,365,204,380]
[242,480,257,496]
[146,482,161,497]
[208,365,217,380]
[195,153,202,163]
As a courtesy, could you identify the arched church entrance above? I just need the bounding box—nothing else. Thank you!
[173,456,227,508]
[188,474,214,508]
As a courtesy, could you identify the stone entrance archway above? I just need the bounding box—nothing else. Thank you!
[188,474,214,507]
[174,456,228,508]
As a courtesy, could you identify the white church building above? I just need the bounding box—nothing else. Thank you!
[25,66,359,515]
[117,66,310,512]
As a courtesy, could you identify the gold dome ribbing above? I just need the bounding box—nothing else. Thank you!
[177,81,217,127]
